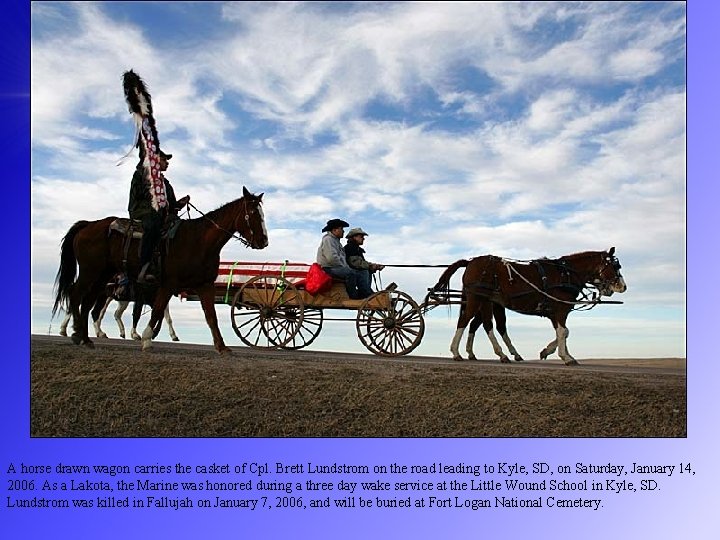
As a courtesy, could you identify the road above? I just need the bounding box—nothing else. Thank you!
[31,334,685,377]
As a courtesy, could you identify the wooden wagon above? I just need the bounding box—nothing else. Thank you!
[183,262,426,356]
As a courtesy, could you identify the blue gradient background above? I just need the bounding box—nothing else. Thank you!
[5,0,714,538]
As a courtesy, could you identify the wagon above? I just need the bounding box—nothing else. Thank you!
[183,262,426,356]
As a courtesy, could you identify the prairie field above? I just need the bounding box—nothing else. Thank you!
[31,336,686,438]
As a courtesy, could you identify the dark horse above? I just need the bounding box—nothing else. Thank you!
[53,187,268,353]
[429,248,626,365]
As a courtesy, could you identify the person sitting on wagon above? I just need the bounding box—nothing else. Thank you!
[344,227,384,299]
[316,218,363,299]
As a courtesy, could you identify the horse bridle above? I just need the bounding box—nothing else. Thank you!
[591,252,623,295]
[232,198,260,248]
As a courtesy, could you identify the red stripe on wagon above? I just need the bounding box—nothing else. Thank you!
[213,261,312,288]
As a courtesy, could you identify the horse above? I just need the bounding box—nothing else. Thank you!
[58,296,179,341]
[429,248,626,365]
[52,187,268,353]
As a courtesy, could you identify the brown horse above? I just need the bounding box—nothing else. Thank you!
[53,187,268,353]
[430,248,626,365]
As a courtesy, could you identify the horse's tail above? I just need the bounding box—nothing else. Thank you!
[430,259,471,292]
[52,220,89,318]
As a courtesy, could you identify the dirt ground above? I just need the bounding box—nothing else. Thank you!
[30,336,686,438]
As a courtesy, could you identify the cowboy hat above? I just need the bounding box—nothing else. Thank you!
[345,227,368,239]
[322,218,349,232]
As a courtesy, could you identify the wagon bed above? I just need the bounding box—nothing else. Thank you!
[182,261,425,356]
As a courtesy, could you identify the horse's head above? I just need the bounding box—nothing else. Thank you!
[593,247,627,296]
[238,186,269,249]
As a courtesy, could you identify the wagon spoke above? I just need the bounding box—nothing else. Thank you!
[356,290,425,356]
[231,275,304,349]
[281,308,323,350]
[235,315,262,332]
[269,318,293,345]
[395,323,422,337]
[370,325,392,351]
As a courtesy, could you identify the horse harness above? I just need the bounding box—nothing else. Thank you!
[465,256,587,315]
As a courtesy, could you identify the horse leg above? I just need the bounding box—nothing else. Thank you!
[111,300,128,339]
[481,300,509,363]
[164,304,179,341]
[69,284,83,345]
[450,327,466,361]
[465,314,482,361]
[92,297,111,338]
[540,321,559,360]
[149,302,163,339]
[540,338,558,360]
[59,310,71,337]
[494,303,523,361]
[131,301,143,340]
[141,290,172,350]
[78,286,104,348]
[197,284,231,354]
[450,291,475,361]
[69,276,102,347]
[555,314,577,366]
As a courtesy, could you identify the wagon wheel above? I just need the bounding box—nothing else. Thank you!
[356,289,425,356]
[230,276,304,349]
[275,307,324,350]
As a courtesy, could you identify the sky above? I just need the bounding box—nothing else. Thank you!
[30,1,686,359]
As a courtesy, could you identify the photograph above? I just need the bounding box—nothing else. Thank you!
[5,1,715,538]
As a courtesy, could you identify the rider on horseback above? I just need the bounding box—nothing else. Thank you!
[128,149,189,283]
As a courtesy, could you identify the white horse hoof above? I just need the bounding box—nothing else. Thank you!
[540,349,549,360]
[452,355,464,362]
[132,335,141,341]
[563,358,579,366]
[500,356,511,363]
[467,354,477,361]
[59,330,67,337]
[172,337,180,342]
[141,341,153,351]
[514,355,524,362]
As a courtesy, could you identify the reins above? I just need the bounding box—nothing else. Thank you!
[186,200,253,248]
[381,264,450,268]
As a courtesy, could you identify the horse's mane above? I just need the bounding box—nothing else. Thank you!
[203,197,244,221]
[558,250,603,262]
[179,195,254,228]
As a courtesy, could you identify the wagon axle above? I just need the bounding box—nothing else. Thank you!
[382,317,396,329]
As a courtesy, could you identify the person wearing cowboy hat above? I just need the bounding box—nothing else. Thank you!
[129,149,190,283]
[316,218,364,299]
[344,227,385,298]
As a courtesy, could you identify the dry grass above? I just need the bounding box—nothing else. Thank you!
[31,339,686,438]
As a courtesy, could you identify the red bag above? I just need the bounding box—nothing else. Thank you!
[305,263,333,295]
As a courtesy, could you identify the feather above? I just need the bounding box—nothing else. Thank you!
[122,70,166,210]
[122,70,153,117]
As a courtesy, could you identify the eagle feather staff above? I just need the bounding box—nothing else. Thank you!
[122,70,167,211]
